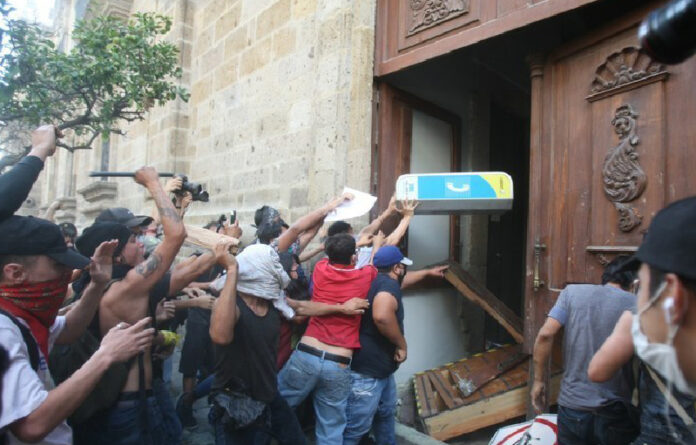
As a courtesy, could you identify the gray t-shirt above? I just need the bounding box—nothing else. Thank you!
[548,284,636,410]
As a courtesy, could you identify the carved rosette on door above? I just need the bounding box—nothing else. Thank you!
[604,104,645,232]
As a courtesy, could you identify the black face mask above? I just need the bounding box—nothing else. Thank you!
[396,266,406,286]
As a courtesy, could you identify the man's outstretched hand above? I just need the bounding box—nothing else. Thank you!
[89,239,119,286]
[97,317,155,365]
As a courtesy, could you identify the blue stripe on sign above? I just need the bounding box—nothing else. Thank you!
[416,175,497,200]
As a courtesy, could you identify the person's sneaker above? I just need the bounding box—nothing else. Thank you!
[175,394,198,430]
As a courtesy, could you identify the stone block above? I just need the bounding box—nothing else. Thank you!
[240,37,273,77]
[214,60,239,92]
[292,0,317,19]
[224,23,251,58]
[191,77,212,104]
[215,2,242,41]
[272,26,296,59]
[256,0,291,39]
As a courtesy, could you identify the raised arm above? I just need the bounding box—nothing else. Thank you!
[114,167,187,296]
[530,317,562,413]
[297,221,322,253]
[57,240,118,344]
[384,200,418,246]
[168,252,216,296]
[357,195,398,245]
[588,311,635,382]
[0,126,61,220]
[275,193,353,253]
[209,241,239,345]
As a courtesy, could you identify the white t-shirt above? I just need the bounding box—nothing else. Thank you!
[355,247,373,269]
[0,314,72,445]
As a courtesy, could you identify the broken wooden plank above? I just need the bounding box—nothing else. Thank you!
[448,344,528,397]
[423,373,562,441]
[427,371,457,410]
[414,373,434,418]
[443,261,524,343]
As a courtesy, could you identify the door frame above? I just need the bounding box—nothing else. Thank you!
[371,82,462,262]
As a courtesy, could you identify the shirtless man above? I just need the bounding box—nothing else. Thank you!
[98,166,186,445]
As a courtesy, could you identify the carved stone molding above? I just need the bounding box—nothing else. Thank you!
[408,0,469,35]
[587,47,668,102]
[54,196,77,224]
[603,104,646,232]
[78,181,118,221]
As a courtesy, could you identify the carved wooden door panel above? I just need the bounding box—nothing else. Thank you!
[524,17,696,348]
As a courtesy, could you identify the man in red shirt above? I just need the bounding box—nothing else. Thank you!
[278,232,384,445]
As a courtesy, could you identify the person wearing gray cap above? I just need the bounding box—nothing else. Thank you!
[590,196,696,445]
[0,216,154,445]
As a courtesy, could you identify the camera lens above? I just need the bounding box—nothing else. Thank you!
[639,0,696,64]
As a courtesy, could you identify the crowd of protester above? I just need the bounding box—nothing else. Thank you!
[1,125,695,445]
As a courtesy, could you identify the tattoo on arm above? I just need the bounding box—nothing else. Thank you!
[135,252,162,278]
[157,205,181,222]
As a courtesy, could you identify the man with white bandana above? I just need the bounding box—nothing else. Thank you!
[208,242,368,445]
[589,196,696,445]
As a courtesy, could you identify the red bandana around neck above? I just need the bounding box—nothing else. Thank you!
[0,272,71,360]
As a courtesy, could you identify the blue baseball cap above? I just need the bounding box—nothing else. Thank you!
[373,246,413,268]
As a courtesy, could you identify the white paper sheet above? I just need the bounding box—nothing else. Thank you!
[324,187,377,222]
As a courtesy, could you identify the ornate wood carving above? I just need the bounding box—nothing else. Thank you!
[587,47,668,102]
[408,0,469,35]
[603,104,646,232]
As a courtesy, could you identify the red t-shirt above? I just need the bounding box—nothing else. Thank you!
[303,258,377,349]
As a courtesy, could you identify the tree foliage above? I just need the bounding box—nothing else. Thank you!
[0,9,188,158]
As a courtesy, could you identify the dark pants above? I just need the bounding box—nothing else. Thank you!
[102,396,179,445]
[558,402,639,445]
[209,392,306,445]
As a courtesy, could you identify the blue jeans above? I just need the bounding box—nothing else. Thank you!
[152,378,182,443]
[558,402,638,445]
[208,391,306,445]
[102,395,179,445]
[344,372,397,445]
[277,349,352,445]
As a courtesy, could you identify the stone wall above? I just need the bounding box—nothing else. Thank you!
[56,0,376,229]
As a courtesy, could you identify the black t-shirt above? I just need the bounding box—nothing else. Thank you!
[212,297,280,403]
[351,273,404,379]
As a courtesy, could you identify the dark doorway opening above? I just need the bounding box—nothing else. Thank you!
[485,103,530,345]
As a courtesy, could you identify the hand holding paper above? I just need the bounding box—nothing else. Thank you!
[325,187,377,222]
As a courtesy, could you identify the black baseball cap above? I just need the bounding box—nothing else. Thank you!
[0,216,90,269]
[635,196,696,281]
[76,222,132,258]
[96,207,153,229]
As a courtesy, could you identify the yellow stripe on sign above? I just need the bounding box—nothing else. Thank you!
[481,173,513,199]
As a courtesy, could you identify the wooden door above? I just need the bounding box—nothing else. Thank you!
[524,6,696,349]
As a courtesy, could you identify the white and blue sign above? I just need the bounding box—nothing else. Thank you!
[396,172,513,214]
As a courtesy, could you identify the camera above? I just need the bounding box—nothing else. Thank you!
[639,0,696,64]
[174,174,209,202]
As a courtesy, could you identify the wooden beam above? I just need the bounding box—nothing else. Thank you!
[444,261,524,343]
[424,373,562,441]
[184,224,239,252]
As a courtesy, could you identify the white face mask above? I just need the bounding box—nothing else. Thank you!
[632,282,696,397]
